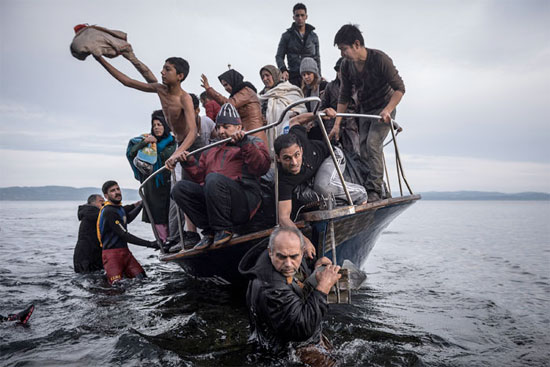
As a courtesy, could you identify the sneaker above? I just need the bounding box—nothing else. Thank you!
[211,230,233,249]
[182,231,201,250]
[161,238,180,253]
[193,234,214,250]
[168,243,182,253]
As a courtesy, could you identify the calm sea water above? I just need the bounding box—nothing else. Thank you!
[0,200,548,366]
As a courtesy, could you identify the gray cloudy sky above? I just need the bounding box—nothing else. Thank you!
[1,0,549,193]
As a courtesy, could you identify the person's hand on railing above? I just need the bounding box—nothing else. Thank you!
[230,130,246,144]
[322,108,337,119]
[380,109,392,124]
[200,74,210,89]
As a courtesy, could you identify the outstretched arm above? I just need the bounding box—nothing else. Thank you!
[94,55,157,93]
[122,49,158,83]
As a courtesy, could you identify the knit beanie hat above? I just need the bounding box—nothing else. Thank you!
[300,57,319,76]
[216,103,242,125]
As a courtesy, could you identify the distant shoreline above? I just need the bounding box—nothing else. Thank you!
[0,186,549,201]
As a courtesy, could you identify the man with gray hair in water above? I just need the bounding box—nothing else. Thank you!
[240,227,340,365]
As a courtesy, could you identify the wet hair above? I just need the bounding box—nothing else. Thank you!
[165,57,189,81]
[334,24,364,47]
[274,132,302,156]
[268,227,305,251]
[293,3,307,13]
[87,194,102,204]
[102,180,118,194]
[190,93,200,110]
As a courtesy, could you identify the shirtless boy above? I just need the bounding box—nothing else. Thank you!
[94,53,197,170]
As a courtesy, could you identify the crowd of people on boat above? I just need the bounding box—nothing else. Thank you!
[71,3,405,364]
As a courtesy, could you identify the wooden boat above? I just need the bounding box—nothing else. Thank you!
[139,97,420,287]
[159,194,419,286]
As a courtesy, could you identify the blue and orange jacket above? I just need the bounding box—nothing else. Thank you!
[97,201,150,250]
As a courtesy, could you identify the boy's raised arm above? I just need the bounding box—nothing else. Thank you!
[122,49,158,83]
[94,55,156,93]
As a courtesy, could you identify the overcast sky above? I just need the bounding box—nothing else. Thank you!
[1,0,549,193]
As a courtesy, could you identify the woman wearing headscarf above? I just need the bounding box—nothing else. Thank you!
[300,57,328,140]
[127,110,176,242]
[201,69,267,145]
[258,64,307,152]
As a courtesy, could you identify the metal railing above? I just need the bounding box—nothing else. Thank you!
[138,97,321,250]
[138,97,413,255]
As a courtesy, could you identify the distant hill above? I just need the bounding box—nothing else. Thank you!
[418,191,550,201]
[0,186,549,201]
[0,186,140,201]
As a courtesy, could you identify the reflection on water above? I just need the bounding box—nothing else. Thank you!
[1,201,549,366]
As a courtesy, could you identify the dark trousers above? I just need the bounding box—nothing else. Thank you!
[171,173,252,232]
[359,108,396,195]
[288,71,302,87]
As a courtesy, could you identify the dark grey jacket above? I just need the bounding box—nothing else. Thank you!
[276,23,321,76]
[240,244,327,354]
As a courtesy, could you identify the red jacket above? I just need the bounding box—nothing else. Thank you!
[204,100,221,121]
[183,135,271,216]
[184,135,270,183]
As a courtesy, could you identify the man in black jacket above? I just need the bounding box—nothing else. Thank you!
[276,3,321,87]
[242,227,340,365]
[73,194,104,273]
[97,180,157,284]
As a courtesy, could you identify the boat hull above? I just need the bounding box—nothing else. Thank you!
[159,195,420,286]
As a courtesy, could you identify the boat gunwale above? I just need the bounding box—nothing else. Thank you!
[159,194,421,262]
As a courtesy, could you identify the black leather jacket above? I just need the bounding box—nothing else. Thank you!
[240,244,328,354]
[276,23,321,76]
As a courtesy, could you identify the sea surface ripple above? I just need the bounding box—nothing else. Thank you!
[0,200,548,366]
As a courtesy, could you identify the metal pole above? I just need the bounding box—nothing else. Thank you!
[274,162,279,227]
[389,118,414,195]
[327,198,340,302]
[315,115,354,206]
[138,179,162,249]
[382,151,392,198]
[172,170,186,247]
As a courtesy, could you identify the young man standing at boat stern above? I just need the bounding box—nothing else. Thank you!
[98,181,158,284]
[329,24,405,202]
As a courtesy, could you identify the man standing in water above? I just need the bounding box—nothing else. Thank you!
[97,180,158,284]
[73,194,105,273]
[242,227,340,366]
[329,24,405,202]
[276,3,321,87]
